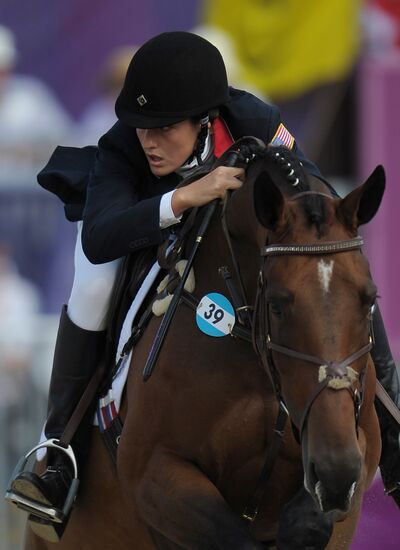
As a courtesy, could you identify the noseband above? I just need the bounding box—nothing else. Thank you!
[254,231,372,441]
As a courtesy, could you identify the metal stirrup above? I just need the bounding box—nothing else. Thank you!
[5,438,79,523]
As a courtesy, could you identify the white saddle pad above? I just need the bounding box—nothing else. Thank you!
[94,258,162,428]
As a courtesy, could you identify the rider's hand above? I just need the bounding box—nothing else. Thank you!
[171,166,245,217]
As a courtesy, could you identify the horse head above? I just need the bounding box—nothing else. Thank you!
[226,143,385,516]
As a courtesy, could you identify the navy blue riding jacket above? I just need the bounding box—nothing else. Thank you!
[38,88,324,265]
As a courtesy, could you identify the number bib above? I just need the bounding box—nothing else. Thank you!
[196,293,235,337]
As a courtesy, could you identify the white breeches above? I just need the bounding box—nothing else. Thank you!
[67,222,122,331]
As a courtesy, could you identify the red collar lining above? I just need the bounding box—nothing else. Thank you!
[213,117,234,158]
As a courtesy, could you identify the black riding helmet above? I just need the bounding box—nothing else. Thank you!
[115,31,230,129]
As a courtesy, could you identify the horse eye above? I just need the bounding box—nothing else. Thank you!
[270,304,282,317]
[266,298,283,317]
[266,290,293,317]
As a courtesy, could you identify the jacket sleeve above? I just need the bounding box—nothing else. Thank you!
[37,145,98,222]
[82,137,166,265]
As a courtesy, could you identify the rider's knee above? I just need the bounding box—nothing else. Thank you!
[68,268,119,331]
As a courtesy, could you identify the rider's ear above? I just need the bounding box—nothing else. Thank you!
[337,165,385,229]
[254,171,285,230]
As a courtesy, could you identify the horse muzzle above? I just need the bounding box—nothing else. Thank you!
[304,452,362,516]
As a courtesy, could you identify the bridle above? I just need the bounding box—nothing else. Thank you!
[219,164,374,442]
[254,229,373,442]
[219,181,375,521]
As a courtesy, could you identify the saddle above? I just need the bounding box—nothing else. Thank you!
[106,245,160,360]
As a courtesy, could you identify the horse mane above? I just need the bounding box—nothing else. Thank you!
[252,145,329,237]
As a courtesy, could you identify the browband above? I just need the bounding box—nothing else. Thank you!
[261,236,364,257]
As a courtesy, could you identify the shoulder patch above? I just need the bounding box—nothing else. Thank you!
[270,123,295,150]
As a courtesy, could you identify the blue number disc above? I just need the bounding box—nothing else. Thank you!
[196,293,235,337]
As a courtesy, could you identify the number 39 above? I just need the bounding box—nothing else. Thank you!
[204,303,224,324]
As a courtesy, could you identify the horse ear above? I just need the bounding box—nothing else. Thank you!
[253,171,285,230]
[337,165,385,229]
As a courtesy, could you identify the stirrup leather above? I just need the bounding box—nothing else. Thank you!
[4,438,79,523]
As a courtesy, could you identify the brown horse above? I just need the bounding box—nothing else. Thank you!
[25,140,383,549]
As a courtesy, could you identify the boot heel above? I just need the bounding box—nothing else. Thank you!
[28,513,68,543]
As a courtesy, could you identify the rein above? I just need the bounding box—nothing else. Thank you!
[142,149,241,381]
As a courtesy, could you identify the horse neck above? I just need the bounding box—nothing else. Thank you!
[191,199,262,303]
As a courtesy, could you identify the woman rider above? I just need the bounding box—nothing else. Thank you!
[6,31,400,539]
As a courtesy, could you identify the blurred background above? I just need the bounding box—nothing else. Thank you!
[0,0,399,548]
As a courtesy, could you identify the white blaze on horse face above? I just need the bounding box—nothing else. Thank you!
[317,260,334,294]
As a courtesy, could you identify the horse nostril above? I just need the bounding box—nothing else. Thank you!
[313,455,361,498]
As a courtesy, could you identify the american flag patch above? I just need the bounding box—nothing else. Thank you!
[270,123,295,150]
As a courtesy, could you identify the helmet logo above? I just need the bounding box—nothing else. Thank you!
[137,94,147,107]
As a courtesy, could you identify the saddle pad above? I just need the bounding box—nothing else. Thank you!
[94,258,162,427]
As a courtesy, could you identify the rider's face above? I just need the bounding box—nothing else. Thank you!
[136,119,201,176]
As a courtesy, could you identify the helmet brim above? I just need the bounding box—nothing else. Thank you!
[116,105,188,129]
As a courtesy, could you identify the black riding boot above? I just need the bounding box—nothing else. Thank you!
[371,305,400,506]
[7,305,106,540]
